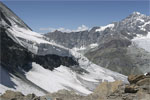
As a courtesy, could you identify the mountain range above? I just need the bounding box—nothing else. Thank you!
[0,2,127,96]
[45,12,150,75]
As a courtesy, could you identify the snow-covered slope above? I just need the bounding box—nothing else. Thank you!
[0,66,46,96]
[25,60,127,95]
[26,63,92,95]
[24,50,127,95]
[132,32,150,52]
[7,25,71,56]
[130,12,150,52]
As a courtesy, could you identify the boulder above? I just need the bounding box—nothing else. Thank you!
[136,78,150,92]
[24,93,36,100]
[136,78,150,86]
[128,75,145,84]
[124,84,139,93]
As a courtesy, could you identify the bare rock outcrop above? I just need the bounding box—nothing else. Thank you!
[108,74,150,100]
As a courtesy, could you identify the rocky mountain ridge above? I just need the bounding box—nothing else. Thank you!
[45,12,150,50]
[45,12,150,75]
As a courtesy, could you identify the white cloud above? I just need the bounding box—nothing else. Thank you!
[39,25,89,33]
[75,25,89,32]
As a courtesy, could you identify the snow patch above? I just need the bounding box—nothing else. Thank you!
[90,43,98,48]
[72,46,86,51]
[137,18,145,22]
[132,32,150,52]
[133,12,141,15]
[95,24,114,32]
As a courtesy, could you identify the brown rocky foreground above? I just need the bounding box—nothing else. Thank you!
[1,74,150,100]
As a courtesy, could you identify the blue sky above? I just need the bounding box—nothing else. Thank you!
[2,0,150,33]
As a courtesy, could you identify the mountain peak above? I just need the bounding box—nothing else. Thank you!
[132,11,141,15]
[129,11,146,18]
[122,11,147,22]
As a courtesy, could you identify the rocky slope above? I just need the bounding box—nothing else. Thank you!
[45,12,150,75]
[107,74,150,100]
[1,74,150,100]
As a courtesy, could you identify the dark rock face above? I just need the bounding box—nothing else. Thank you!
[0,27,33,72]
[33,54,78,70]
[124,84,139,93]
[0,27,78,72]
